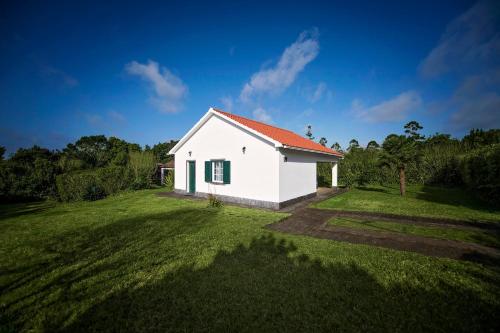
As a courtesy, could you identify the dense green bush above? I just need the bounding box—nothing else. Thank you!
[339,149,395,186]
[97,166,132,195]
[56,171,106,202]
[317,162,332,187]
[1,137,179,203]
[459,144,500,205]
[0,148,58,201]
[419,142,463,185]
[129,151,157,189]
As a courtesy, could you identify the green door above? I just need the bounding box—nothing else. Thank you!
[188,161,196,194]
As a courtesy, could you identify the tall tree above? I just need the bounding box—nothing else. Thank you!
[380,123,423,196]
[0,146,5,161]
[152,140,178,163]
[319,137,327,146]
[63,135,111,168]
[330,142,342,152]
[404,121,424,141]
[366,140,380,150]
[425,133,454,146]
[348,139,360,151]
[462,129,500,148]
[305,125,315,140]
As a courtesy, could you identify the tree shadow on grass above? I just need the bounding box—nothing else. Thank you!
[0,207,221,332]
[414,185,500,218]
[355,186,393,194]
[2,207,499,332]
[56,234,499,333]
[0,201,54,221]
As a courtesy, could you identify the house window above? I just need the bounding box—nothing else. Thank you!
[212,160,223,183]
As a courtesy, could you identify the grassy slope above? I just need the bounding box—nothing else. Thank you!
[314,185,500,222]
[0,189,499,332]
[328,217,500,248]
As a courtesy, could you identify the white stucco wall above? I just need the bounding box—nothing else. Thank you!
[278,148,341,202]
[278,149,317,202]
[174,113,280,203]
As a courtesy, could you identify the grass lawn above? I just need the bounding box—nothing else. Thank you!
[1,189,499,332]
[313,184,500,223]
[328,217,500,248]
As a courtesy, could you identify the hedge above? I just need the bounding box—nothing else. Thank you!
[459,144,500,205]
[97,166,132,195]
[56,171,106,202]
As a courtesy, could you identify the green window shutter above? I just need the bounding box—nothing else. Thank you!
[223,160,231,184]
[205,161,212,182]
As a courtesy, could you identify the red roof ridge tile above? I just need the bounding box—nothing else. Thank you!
[212,108,297,133]
[212,108,343,157]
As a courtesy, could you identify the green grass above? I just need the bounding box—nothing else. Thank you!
[328,217,500,248]
[314,184,500,222]
[1,189,499,332]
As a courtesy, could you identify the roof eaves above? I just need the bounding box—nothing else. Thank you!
[282,145,344,157]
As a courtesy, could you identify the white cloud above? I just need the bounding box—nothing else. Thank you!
[125,60,187,113]
[40,65,79,87]
[309,82,327,103]
[240,28,319,102]
[299,108,314,118]
[419,1,500,130]
[252,107,273,123]
[450,70,500,129]
[85,114,103,127]
[451,92,500,130]
[85,111,128,129]
[108,110,126,123]
[219,96,234,112]
[352,91,422,123]
[419,1,500,78]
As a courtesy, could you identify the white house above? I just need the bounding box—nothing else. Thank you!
[168,108,343,209]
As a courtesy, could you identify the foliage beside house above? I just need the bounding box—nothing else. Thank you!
[333,126,500,205]
[0,136,178,202]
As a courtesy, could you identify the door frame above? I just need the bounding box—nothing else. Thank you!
[186,160,196,194]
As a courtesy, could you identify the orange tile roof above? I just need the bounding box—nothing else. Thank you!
[213,109,343,157]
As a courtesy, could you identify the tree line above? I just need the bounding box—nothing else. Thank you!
[312,124,500,205]
[0,136,178,203]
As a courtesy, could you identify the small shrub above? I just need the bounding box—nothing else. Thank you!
[207,194,223,208]
[163,170,174,191]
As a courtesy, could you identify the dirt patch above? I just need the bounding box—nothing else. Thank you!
[323,209,500,231]
[267,207,500,265]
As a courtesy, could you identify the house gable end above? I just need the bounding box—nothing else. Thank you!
[169,108,280,154]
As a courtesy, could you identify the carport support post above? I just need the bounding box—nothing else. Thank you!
[331,162,338,188]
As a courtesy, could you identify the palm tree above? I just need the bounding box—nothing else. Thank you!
[380,134,417,196]
[380,121,424,196]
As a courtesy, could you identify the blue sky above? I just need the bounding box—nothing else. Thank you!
[1,0,499,154]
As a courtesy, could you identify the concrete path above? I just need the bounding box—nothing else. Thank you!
[158,189,500,264]
[267,207,500,264]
